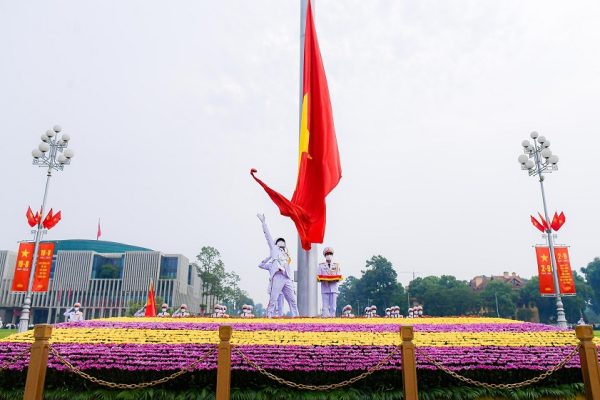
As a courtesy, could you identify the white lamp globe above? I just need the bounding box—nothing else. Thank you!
[46,129,55,138]
[521,140,531,148]
[541,148,552,159]
[41,134,49,142]
[63,148,74,159]
[525,160,535,169]
[537,135,547,144]
[60,133,70,142]
[57,154,67,164]
[53,125,62,133]
[32,149,43,159]
[38,142,50,153]
[549,155,559,164]
[530,131,539,139]
[543,140,551,148]
[518,155,529,164]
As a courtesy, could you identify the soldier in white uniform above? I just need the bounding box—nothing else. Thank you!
[172,304,190,317]
[256,214,299,317]
[64,302,84,322]
[317,247,341,317]
[259,258,286,317]
[158,303,170,317]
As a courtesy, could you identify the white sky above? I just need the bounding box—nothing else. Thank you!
[1,1,600,305]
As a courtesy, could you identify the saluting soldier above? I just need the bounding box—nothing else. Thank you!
[157,303,170,317]
[64,302,84,322]
[317,247,342,317]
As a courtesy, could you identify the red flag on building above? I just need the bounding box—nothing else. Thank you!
[251,0,341,250]
[97,219,102,240]
[144,280,157,317]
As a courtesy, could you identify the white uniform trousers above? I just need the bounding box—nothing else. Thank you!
[321,293,338,317]
[267,272,298,317]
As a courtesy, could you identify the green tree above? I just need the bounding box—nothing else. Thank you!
[97,263,120,279]
[581,257,600,314]
[408,276,479,316]
[194,246,226,309]
[480,280,517,318]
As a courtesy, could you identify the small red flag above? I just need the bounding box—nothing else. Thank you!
[45,211,61,230]
[531,215,545,233]
[550,212,560,231]
[538,213,549,231]
[42,209,54,229]
[145,280,157,317]
[26,207,37,227]
[97,219,102,240]
[557,211,566,230]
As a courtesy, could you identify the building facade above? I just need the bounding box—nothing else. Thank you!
[469,271,528,291]
[0,240,201,325]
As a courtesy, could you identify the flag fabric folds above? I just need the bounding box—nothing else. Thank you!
[97,219,102,240]
[26,207,37,227]
[145,280,157,317]
[251,0,341,250]
[530,215,546,233]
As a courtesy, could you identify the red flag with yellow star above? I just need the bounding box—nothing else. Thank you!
[251,0,341,250]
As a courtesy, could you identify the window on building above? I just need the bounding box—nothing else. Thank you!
[188,264,193,285]
[160,256,178,280]
[91,255,124,279]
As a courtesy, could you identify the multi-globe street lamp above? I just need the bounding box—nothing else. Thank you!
[517,131,567,328]
[17,125,74,333]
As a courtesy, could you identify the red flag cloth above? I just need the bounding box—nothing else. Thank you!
[42,209,53,229]
[251,0,341,250]
[530,215,545,233]
[46,211,61,230]
[145,280,157,317]
[26,207,37,227]
[550,212,560,232]
[558,211,566,230]
[538,213,549,231]
[97,219,102,240]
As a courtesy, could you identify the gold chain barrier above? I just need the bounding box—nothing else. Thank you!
[234,345,401,391]
[0,345,31,370]
[48,345,216,389]
[415,344,581,390]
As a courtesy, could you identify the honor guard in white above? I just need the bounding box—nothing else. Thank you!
[317,247,341,317]
[158,303,170,317]
[64,302,84,322]
[341,304,354,318]
[133,307,145,317]
[256,214,299,317]
[172,304,190,317]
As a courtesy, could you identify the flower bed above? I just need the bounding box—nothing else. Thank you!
[1,317,596,375]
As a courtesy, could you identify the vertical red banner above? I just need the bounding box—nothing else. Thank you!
[535,246,576,295]
[32,242,54,292]
[554,247,576,295]
[11,243,35,292]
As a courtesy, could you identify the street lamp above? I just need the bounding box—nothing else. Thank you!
[517,131,566,328]
[18,125,74,333]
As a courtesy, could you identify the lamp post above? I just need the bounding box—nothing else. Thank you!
[18,125,74,333]
[517,131,567,328]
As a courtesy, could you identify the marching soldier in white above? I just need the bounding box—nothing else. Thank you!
[257,214,299,317]
[64,302,84,322]
[317,247,341,317]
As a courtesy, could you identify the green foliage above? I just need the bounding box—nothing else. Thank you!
[519,273,593,323]
[193,246,253,315]
[125,297,164,317]
[408,276,479,316]
[97,263,121,279]
[480,280,518,318]
[581,257,600,314]
[337,256,405,314]
[0,329,15,339]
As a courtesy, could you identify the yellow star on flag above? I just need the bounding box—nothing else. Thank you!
[21,249,30,258]
[541,254,549,262]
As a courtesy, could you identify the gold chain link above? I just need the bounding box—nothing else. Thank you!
[234,345,401,391]
[0,345,31,370]
[48,345,215,389]
[415,344,581,389]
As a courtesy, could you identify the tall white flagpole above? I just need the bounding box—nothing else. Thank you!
[297,0,319,317]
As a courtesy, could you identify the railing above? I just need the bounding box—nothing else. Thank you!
[10,324,600,400]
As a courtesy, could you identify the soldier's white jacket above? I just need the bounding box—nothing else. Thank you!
[318,262,341,294]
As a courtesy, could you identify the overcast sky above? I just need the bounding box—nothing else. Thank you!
[1,1,600,306]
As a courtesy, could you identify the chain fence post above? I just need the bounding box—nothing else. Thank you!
[400,325,418,400]
[216,325,232,400]
[23,324,53,400]
[576,325,600,400]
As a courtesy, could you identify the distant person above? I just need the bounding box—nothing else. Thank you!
[157,303,170,317]
[64,302,84,322]
[133,307,145,317]
[256,213,299,317]
[317,247,342,317]
[172,304,190,317]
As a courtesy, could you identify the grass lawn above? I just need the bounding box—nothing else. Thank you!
[0,329,16,339]
[595,330,600,338]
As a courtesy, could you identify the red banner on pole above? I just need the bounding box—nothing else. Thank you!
[11,243,35,292]
[32,242,54,292]
[535,246,576,296]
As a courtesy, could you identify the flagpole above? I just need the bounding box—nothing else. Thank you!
[297,0,319,317]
